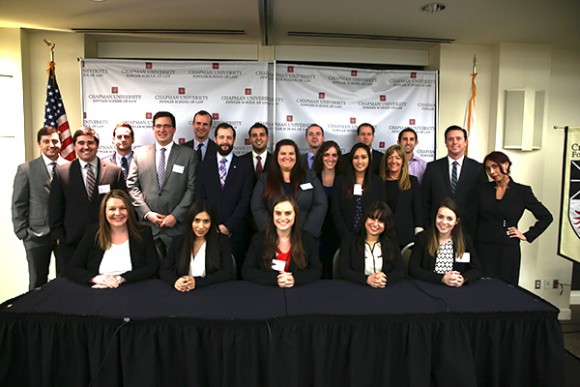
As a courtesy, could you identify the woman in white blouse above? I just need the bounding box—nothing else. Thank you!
[408,198,482,286]
[159,200,234,291]
[67,189,158,287]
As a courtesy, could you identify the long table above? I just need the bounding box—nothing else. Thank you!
[0,278,564,387]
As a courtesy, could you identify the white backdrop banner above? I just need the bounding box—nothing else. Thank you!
[81,60,436,159]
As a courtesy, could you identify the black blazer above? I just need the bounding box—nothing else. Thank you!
[338,235,405,285]
[66,224,158,284]
[159,234,234,288]
[183,138,218,161]
[242,231,322,286]
[195,153,254,233]
[385,176,424,247]
[408,231,482,285]
[332,174,386,239]
[342,149,384,176]
[475,180,552,245]
[421,156,486,237]
[239,151,273,185]
[49,159,126,246]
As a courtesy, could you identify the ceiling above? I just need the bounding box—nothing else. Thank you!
[1,0,579,51]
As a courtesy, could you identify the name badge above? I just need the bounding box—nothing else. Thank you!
[456,252,471,263]
[172,164,184,174]
[98,184,111,194]
[353,184,363,196]
[272,259,286,271]
[300,183,314,190]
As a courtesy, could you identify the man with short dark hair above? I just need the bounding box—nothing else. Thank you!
[105,122,134,181]
[49,127,125,273]
[299,124,325,170]
[183,110,216,162]
[398,127,427,182]
[342,123,383,175]
[241,122,271,180]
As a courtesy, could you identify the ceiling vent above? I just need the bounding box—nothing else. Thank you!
[287,31,453,44]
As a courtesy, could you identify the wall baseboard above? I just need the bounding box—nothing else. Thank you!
[559,308,571,320]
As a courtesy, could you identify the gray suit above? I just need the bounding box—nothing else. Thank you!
[127,143,196,251]
[12,156,67,289]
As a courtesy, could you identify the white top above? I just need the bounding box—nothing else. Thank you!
[99,239,132,275]
[364,241,383,275]
[252,150,268,170]
[447,155,465,181]
[189,241,207,277]
[156,141,174,170]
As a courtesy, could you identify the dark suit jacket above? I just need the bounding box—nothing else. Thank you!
[408,231,482,285]
[331,174,386,239]
[385,176,424,247]
[421,156,486,237]
[183,138,217,161]
[159,234,234,288]
[475,180,552,246]
[338,235,405,285]
[66,224,158,284]
[49,159,125,246]
[251,170,328,237]
[242,231,321,286]
[342,148,384,176]
[195,153,254,233]
[239,151,273,185]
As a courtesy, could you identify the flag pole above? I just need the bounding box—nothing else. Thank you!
[43,39,55,62]
[465,55,477,156]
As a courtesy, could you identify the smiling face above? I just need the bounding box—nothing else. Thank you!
[352,147,370,174]
[74,134,98,162]
[445,129,467,160]
[215,127,235,156]
[39,132,61,161]
[435,206,459,238]
[357,125,375,147]
[105,197,129,229]
[322,146,339,171]
[153,116,176,146]
[191,211,211,239]
[193,113,212,142]
[398,131,417,154]
[364,215,385,239]
[273,200,295,232]
[249,127,268,153]
[305,125,324,151]
[277,145,297,172]
[386,151,403,177]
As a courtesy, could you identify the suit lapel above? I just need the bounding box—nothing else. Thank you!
[162,143,179,188]
[439,159,452,194]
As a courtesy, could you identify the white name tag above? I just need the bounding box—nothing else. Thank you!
[98,184,111,194]
[172,164,184,174]
[456,252,471,263]
[300,183,314,190]
[272,259,286,271]
[353,184,363,196]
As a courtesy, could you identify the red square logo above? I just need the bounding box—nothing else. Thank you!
[410,72,417,79]
[379,141,385,148]
[146,112,153,119]
[178,138,185,145]
[351,70,358,77]
[244,138,250,145]
[245,88,252,95]
[350,117,357,124]
[83,112,86,119]
[145,62,153,70]
[287,115,293,122]
[409,119,416,125]
[111,87,118,94]
[178,87,185,95]
[212,63,220,70]
[380,95,386,102]
[287,66,294,73]
[318,92,325,99]
[212,113,219,120]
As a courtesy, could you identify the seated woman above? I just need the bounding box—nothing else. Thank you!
[338,201,404,288]
[67,189,158,288]
[408,198,482,286]
[159,200,234,291]
[243,195,321,287]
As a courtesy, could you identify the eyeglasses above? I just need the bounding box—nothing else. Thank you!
[153,124,173,129]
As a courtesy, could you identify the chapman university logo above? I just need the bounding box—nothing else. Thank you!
[570,160,580,238]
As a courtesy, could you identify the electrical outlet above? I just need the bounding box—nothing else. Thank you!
[534,280,541,289]
[553,279,559,289]
[544,280,551,290]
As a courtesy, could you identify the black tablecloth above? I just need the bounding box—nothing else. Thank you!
[0,278,564,387]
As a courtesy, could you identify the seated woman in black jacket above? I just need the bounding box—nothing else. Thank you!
[243,195,321,287]
[408,197,482,286]
[338,201,404,288]
[159,200,234,291]
[67,189,158,287]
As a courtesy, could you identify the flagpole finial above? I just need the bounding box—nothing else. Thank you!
[472,54,477,74]
[43,39,55,62]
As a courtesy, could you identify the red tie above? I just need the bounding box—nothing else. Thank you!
[255,155,263,176]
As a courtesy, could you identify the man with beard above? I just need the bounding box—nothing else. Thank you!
[195,122,254,272]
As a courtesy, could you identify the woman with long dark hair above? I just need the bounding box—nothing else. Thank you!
[409,198,481,286]
[251,139,327,238]
[159,200,234,291]
[67,189,158,287]
[243,195,321,287]
[338,201,404,287]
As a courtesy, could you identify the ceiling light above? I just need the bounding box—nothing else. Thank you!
[421,3,446,13]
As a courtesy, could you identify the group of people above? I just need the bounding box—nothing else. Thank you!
[11,111,553,294]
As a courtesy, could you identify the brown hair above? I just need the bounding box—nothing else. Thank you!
[426,198,466,258]
[96,189,141,250]
[380,144,411,191]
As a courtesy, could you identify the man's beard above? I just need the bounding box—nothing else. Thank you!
[217,143,233,156]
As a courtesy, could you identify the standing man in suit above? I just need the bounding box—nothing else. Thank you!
[398,127,427,183]
[342,123,383,175]
[49,127,125,274]
[12,127,69,289]
[421,125,486,237]
[127,111,196,257]
[299,124,325,170]
[183,109,216,162]
[196,123,254,269]
[105,122,134,181]
[241,122,271,181]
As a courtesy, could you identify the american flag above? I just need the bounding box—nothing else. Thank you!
[44,62,75,160]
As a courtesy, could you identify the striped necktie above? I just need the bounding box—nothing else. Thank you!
[157,148,166,189]
[86,164,96,201]
[219,158,228,189]
[450,161,458,195]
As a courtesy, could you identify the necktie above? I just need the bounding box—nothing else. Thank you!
[157,148,166,189]
[196,143,203,162]
[50,162,56,180]
[219,158,228,189]
[86,164,96,201]
[121,157,129,180]
[255,155,263,176]
[450,161,458,195]
[309,155,315,170]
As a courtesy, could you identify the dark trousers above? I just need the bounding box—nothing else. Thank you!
[23,236,57,290]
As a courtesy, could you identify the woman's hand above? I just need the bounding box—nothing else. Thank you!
[91,274,122,289]
[442,271,464,287]
[366,272,387,288]
[277,272,295,288]
[174,276,196,292]
[506,227,527,241]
